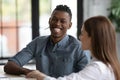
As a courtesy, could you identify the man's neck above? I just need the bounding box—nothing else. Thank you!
[50,36,65,44]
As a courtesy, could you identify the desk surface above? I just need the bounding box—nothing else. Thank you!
[0,65,36,80]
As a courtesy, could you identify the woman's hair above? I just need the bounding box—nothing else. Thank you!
[84,16,120,80]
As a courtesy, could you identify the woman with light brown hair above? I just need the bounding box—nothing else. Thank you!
[26,16,120,80]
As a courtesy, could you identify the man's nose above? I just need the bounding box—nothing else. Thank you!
[56,20,61,26]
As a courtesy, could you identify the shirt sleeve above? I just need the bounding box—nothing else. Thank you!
[74,45,90,72]
[44,62,103,80]
[8,37,38,66]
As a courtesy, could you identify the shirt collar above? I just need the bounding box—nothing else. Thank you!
[90,57,98,63]
[57,35,69,47]
[49,35,69,47]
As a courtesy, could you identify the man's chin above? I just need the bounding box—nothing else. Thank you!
[52,35,60,38]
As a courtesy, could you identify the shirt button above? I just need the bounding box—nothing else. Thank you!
[53,51,55,53]
[40,55,42,57]
[51,62,54,65]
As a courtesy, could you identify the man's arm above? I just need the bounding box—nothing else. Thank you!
[4,61,33,75]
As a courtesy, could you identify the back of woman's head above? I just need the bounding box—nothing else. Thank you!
[84,15,120,80]
[84,16,116,62]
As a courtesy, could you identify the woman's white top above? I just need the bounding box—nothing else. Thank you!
[44,59,115,80]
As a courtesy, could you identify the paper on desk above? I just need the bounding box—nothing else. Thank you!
[0,74,36,80]
[1,77,36,80]
[0,74,8,78]
[0,77,36,80]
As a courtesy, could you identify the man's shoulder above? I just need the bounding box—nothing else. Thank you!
[68,35,81,45]
[34,35,50,41]
[31,35,50,45]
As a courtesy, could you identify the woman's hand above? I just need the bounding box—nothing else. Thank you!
[26,70,46,80]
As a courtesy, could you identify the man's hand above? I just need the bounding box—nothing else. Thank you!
[4,61,33,75]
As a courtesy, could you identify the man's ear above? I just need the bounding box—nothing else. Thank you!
[68,22,72,29]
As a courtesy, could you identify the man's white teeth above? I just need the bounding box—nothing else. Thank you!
[54,28,60,32]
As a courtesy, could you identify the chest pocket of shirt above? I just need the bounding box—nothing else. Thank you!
[54,55,74,77]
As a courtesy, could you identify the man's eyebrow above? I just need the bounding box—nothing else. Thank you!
[61,18,67,20]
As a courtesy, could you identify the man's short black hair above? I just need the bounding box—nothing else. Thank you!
[53,5,72,20]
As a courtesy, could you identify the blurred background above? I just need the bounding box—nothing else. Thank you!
[0,0,120,64]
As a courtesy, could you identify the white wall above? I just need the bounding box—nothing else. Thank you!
[84,0,111,20]
[116,33,120,60]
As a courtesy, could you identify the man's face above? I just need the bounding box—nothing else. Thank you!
[49,10,72,39]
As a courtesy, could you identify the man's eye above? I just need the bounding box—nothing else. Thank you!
[52,18,57,21]
[61,20,66,23]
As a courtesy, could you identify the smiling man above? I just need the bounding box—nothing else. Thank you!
[4,5,89,78]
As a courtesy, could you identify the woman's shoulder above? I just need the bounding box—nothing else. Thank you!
[90,60,110,71]
[88,60,115,80]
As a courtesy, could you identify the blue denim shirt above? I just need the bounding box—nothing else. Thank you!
[9,35,89,78]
